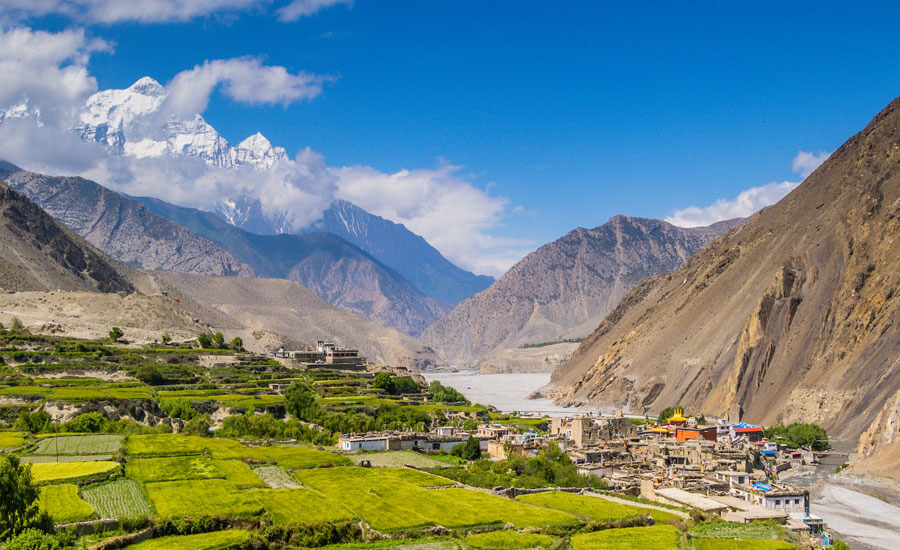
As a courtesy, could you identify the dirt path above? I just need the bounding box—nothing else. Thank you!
[583,491,691,519]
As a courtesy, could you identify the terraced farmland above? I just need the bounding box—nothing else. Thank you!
[517,491,682,523]
[252,445,351,469]
[0,431,24,449]
[571,525,681,550]
[33,434,122,455]
[124,530,251,549]
[30,460,119,483]
[213,460,266,488]
[144,479,263,518]
[253,465,301,489]
[39,484,94,523]
[125,456,222,482]
[248,488,356,524]
[465,531,557,549]
[81,479,153,519]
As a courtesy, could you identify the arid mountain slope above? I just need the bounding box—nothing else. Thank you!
[420,216,740,368]
[552,95,900,452]
[154,273,446,370]
[0,161,253,278]
[135,196,451,336]
[0,178,134,294]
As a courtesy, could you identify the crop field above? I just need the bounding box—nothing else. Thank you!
[517,491,682,523]
[248,488,356,524]
[33,434,122,455]
[314,541,461,550]
[0,431,24,448]
[126,434,250,458]
[124,530,251,550]
[692,542,797,550]
[688,520,783,540]
[22,454,114,463]
[30,460,118,483]
[465,531,557,549]
[81,479,153,519]
[144,479,263,518]
[295,467,578,531]
[125,456,222,482]
[214,460,266,488]
[39,484,94,523]
[252,445,351,469]
[571,525,681,550]
[356,451,463,469]
[253,466,301,488]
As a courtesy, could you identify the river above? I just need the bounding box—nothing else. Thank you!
[423,371,584,415]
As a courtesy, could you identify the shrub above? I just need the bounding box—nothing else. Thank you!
[108,327,124,343]
[161,332,172,345]
[230,337,243,351]
[4,528,60,550]
[0,456,54,541]
[212,333,225,349]
[196,333,212,349]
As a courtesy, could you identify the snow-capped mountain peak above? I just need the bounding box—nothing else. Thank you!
[128,76,166,96]
[234,132,289,169]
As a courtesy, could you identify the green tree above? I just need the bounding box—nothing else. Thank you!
[657,406,681,424]
[462,417,479,431]
[4,528,60,550]
[134,365,165,386]
[108,327,124,343]
[230,337,243,351]
[212,332,225,349]
[13,411,50,434]
[9,317,24,332]
[460,435,482,460]
[182,414,211,437]
[284,380,322,421]
[0,456,53,541]
[196,333,213,349]
[66,413,105,433]
[373,373,395,394]
[160,332,171,345]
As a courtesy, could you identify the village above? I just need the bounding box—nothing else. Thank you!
[336,406,839,548]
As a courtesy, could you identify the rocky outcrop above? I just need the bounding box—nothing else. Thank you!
[0,162,253,278]
[420,216,741,368]
[853,390,900,483]
[551,94,900,457]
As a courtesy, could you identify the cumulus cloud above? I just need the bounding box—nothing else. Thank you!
[333,164,532,275]
[792,150,830,179]
[665,150,832,228]
[164,58,329,118]
[0,0,261,24]
[277,0,352,21]
[0,27,110,126]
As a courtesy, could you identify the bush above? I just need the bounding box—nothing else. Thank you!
[108,327,124,343]
[65,412,105,433]
[212,332,225,349]
[428,381,468,404]
[13,411,51,434]
[160,332,171,345]
[9,317,24,332]
[134,365,167,386]
[182,414,212,437]
[230,337,243,351]
[196,333,212,349]
[4,528,60,550]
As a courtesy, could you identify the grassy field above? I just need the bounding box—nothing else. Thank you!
[126,435,250,458]
[0,431,24,449]
[213,460,266,488]
[124,530,251,550]
[465,530,557,549]
[144,479,262,518]
[33,434,122,455]
[39,484,94,523]
[517,491,682,523]
[21,454,114,463]
[30,460,118,483]
[313,541,461,549]
[295,467,578,531]
[248,488,356,524]
[250,445,351,469]
[571,525,681,550]
[81,479,153,519]
[688,520,784,540]
[125,456,222,482]
[355,451,464,469]
[692,541,797,550]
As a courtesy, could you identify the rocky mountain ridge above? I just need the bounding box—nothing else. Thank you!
[550,95,900,477]
[420,215,741,368]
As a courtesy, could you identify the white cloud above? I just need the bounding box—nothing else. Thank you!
[665,150,832,228]
[164,58,329,118]
[0,27,110,126]
[1,0,261,24]
[792,150,830,179]
[277,0,351,21]
[333,163,532,276]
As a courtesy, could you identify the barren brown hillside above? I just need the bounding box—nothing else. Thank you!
[552,95,900,457]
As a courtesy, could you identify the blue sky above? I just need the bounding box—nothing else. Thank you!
[3,1,900,274]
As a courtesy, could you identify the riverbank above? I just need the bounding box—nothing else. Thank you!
[423,371,583,415]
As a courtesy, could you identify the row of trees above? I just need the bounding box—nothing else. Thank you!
[763,423,829,451]
[196,332,243,351]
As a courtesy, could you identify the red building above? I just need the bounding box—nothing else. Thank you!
[675,426,718,442]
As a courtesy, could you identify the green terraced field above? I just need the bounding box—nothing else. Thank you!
[126,435,250,458]
[571,525,681,550]
[21,455,114,463]
[144,479,263,518]
[0,431,24,449]
[355,450,463,469]
[250,445,351,469]
[295,467,578,531]
[81,479,153,519]
[33,434,122,455]
[465,530,557,549]
[124,530,251,549]
[31,461,119,483]
[125,456,222,482]
[248,488,356,524]
[213,460,266,488]
[517,491,682,523]
[692,541,797,550]
[39,484,94,523]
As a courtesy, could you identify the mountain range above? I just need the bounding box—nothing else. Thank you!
[421,215,742,368]
[550,95,900,482]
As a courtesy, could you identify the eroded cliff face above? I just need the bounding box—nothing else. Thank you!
[853,390,900,483]
[551,95,900,459]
